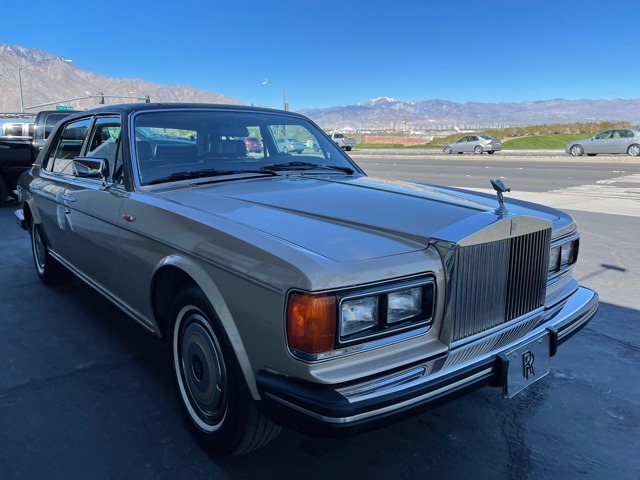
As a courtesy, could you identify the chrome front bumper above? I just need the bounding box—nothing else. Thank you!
[257,286,598,436]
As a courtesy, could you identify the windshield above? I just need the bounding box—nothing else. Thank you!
[133,109,358,185]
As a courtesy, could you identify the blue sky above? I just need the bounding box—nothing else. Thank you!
[2,0,638,110]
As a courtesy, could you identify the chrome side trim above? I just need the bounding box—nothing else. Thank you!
[49,250,159,336]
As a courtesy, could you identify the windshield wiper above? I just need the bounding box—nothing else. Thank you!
[261,161,354,175]
[147,168,276,185]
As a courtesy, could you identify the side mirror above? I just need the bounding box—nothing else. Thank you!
[72,156,108,179]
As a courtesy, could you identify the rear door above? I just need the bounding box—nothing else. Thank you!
[61,115,126,291]
[612,129,633,154]
[466,136,479,152]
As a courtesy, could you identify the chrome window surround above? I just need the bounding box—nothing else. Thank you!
[287,276,436,362]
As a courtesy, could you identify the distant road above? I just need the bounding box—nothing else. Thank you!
[349,148,640,161]
[352,152,640,218]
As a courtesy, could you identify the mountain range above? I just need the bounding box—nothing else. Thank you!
[2,44,639,130]
[298,97,640,130]
[0,45,238,113]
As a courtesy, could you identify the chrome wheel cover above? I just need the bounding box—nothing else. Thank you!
[32,225,46,275]
[570,145,583,156]
[628,145,640,156]
[174,306,228,432]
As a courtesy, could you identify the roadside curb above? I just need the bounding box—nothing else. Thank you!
[348,149,640,164]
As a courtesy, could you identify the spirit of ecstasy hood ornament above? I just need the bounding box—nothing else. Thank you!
[490,179,510,216]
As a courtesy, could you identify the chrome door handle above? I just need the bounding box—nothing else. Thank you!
[61,194,76,202]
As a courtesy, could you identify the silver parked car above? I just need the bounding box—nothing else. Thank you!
[276,137,304,154]
[565,128,640,156]
[15,104,598,456]
[444,134,502,154]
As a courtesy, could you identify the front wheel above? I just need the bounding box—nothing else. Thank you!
[345,146,352,151]
[474,145,483,154]
[443,146,453,154]
[628,144,640,156]
[570,144,584,156]
[170,287,280,456]
[487,150,495,154]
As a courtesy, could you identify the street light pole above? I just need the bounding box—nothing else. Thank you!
[262,79,288,111]
[18,56,73,112]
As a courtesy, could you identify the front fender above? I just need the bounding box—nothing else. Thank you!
[154,254,260,398]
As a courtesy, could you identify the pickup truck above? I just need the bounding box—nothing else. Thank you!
[328,133,356,151]
[0,110,79,203]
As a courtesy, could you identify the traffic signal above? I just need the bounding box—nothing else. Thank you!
[145,95,150,103]
[99,93,105,104]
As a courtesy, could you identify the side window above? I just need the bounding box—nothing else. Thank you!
[46,118,91,174]
[594,131,610,140]
[86,116,122,183]
[619,130,633,139]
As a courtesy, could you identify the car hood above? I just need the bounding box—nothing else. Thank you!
[155,175,560,262]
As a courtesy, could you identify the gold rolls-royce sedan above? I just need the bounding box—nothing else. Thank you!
[14,103,598,456]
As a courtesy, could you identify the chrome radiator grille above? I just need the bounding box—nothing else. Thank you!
[449,229,551,343]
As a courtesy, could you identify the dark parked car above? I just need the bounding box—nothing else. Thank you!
[15,103,598,456]
[0,110,79,204]
[444,135,502,154]
[565,128,640,156]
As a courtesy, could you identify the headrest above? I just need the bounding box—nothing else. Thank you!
[218,125,249,137]
[217,139,247,156]
[154,144,197,156]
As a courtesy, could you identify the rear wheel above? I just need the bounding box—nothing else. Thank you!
[628,144,640,156]
[345,146,352,151]
[170,286,280,456]
[570,144,584,156]
[474,145,483,154]
[30,218,69,285]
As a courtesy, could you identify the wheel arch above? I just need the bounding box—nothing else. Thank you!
[627,143,640,156]
[150,257,260,398]
[23,196,41,228]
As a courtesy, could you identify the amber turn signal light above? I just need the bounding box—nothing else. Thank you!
[287,292,336,354]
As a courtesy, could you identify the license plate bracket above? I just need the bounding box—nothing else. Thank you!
[503,333,550,398]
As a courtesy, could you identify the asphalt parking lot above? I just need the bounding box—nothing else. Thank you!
[1,156,639,479]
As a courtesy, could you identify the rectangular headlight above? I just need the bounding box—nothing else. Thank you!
[387,287,422,324]
[549,245,561,272]
[561,241,576,266]
[340,296,379,337]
